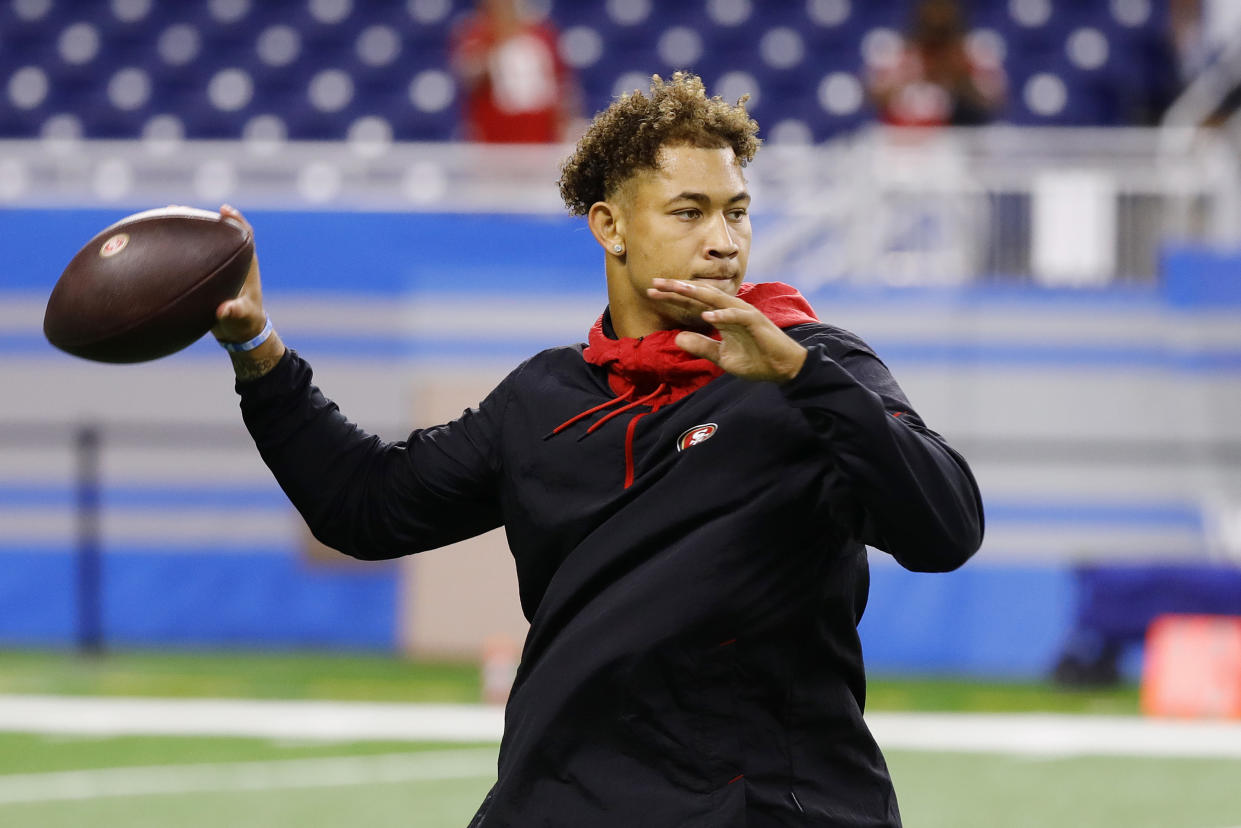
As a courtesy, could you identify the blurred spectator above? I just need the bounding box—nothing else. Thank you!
[451,0,580,143]
[1171,0,1211,80]
[1171,0,1241,81]
[1169,0,1241,126]
[866,0,1005,127]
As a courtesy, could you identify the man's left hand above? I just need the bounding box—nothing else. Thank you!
[648,279,807,383]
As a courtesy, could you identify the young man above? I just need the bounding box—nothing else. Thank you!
[214,73,983,827]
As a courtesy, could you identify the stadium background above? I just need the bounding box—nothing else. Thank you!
[1,1,1241,824]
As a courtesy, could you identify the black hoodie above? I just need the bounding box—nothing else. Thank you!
[237,315,983,827]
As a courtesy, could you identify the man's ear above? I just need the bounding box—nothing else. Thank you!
[588,200,626,258]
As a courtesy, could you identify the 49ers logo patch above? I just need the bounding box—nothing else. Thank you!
[676,423,718,452]
[99,233,129,258]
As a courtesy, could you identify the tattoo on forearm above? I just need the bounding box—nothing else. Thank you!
[230,350,282,382]
[231,354,278,381]
[226,333,285,382]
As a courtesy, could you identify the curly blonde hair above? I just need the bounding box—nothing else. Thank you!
[558,72,762,216]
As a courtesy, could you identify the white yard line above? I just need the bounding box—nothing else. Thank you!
[1,695,1241,759]
[0,696,504,743]
[0,748,498,805]
[867,712,1241,759]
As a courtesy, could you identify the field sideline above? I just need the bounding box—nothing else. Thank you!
[3,693,1241,758]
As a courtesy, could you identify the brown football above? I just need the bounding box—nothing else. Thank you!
[43,206,254,363]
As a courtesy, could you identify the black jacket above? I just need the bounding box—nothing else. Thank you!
[237,319,984,827]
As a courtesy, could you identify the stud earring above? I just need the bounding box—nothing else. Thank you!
[613,244,624,254]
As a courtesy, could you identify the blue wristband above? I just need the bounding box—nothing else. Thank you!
[219,316,273,353]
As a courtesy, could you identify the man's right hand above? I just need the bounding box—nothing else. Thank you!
[212,204,286,381]
[213,204,266,342]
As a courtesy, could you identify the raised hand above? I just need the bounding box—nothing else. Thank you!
[211,204,267,344]
[211,204,285,380]
[647,278,807,383]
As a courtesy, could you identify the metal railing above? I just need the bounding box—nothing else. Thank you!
[1,126,1238,285]
[748,126,1241,288]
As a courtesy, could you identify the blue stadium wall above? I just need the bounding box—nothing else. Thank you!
[2,208,1239,679]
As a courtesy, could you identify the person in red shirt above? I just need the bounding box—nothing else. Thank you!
[866,0,1006,127]
[451,0,580,143]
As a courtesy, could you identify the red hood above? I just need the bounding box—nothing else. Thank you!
[582,281,819,407]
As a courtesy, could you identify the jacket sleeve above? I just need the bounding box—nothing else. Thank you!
[237,349,506,560]
[780,327,984,572]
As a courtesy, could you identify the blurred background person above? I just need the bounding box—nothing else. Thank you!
[866,0,1006,127]
[1168,0,1241,126]
[451,0,581,143]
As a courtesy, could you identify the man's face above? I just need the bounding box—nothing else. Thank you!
[611,144,752,333]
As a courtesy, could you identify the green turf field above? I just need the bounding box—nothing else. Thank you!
[0,735,496,828]
[1,650,1235,828]
[887,751,1241,828]
[0,649,484,703]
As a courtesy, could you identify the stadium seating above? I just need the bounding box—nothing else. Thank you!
[0,0,1179,143]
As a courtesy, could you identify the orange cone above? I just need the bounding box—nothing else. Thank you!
[1141,614,1241,719]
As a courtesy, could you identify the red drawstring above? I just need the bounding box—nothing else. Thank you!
[584,383,666,436]
[622,411,649,488]
[549,388,634,435]
[547,382,668,489]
